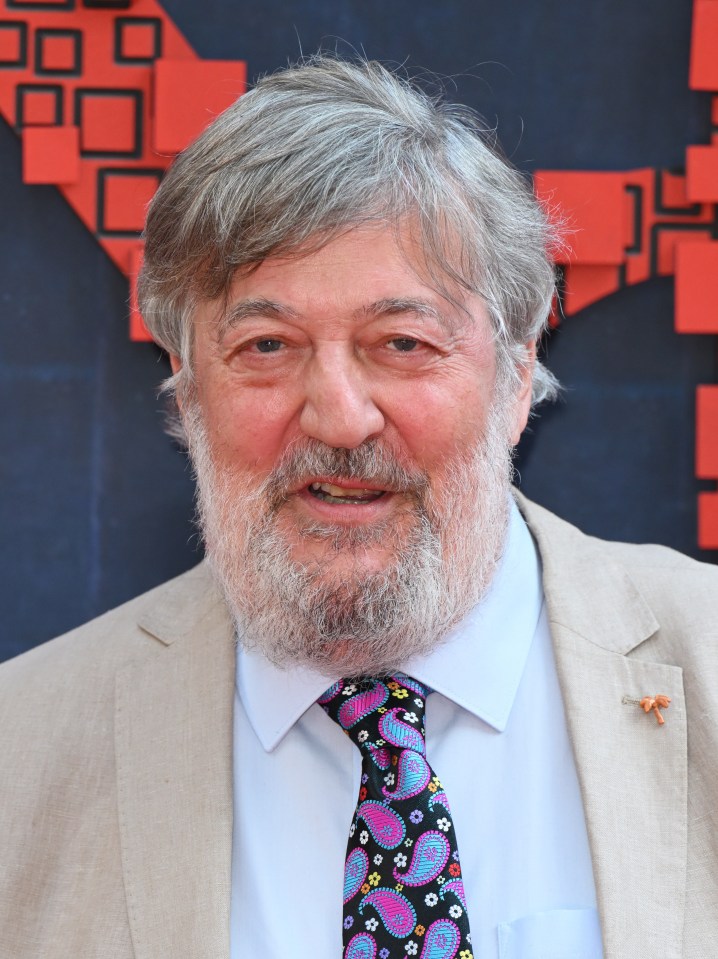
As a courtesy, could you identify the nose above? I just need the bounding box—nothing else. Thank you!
[299,349,385,449]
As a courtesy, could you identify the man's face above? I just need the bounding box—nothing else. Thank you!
[173,223,533,674]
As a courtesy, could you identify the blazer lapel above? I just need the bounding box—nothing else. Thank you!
[115,564,235,959]
[519,496,688,959]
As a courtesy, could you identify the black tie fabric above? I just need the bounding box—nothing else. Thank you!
[319,674,473,959]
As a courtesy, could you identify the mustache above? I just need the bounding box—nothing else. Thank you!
[260,439,430,511]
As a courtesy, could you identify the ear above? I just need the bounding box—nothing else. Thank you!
[168,354,185,413]
[508,341,536,446]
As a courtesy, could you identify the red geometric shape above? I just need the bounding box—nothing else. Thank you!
[75,89,141,156]
[696,385,718,478]
[690,0,718,91]
[561,264,622,316]
[686,144,718,201]
[128,245,152,341]
[698,492,718,550]
[100,170,159,233]
[20,87,62,126]
[534,171,627,266]
[0,21,25,66]
[118,21,158,60]
[153,57,247,154]
[22,125,80,184]
[36,30,80,74]
[674,241,718,333]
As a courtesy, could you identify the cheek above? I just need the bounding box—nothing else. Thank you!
[198,379,300,469]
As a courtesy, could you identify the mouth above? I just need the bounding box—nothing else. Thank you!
[307,481,387,505]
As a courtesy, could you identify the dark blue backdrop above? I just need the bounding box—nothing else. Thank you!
[2,0,716,661]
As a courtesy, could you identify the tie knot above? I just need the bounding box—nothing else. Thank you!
[319,675,429,757]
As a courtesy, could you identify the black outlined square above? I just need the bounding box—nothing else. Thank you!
[35,28,82,77]
[74,87,143,159]
[0,20,28,69]
[15,83,64,129]
[113,17,162,65]
[96,167,163,237]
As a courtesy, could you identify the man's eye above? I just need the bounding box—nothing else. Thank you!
[389,338,419,352]
[254,339,283,353]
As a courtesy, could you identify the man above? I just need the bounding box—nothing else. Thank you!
[1,56,716,959]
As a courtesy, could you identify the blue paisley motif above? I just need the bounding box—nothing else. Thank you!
[419,918,461,959]
[345,932,377,959]
[378,708,426,755]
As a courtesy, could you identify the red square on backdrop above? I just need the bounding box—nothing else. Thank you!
[22,125,79,184]
[40,34,78,72]
[690,0,718,91]
[21,88,61,125]
[0,22,24,65]
[120,22,157,60]
[153,57,246,153]
[674,241,718,333]
[698,492,718,550]
[534,171,627,266]
[696,386,718,479]
[77,90,140,155]
[102,171,160,233]
[686,145,718,202]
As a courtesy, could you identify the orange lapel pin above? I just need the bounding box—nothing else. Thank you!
[639,695,672,725]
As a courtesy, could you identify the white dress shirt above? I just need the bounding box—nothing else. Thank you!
[231,502,604,958]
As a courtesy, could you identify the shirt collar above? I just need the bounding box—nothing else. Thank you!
[236,499,544,751]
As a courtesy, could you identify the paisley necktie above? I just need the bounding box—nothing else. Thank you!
[319,674,473,959]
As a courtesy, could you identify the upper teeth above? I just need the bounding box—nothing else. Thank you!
[310,482,374,497]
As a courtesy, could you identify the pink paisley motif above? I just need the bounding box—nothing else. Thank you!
[378,708,426,755]
[427,790,451,814]
[339,683,389,729]
[357,800,406,848]
[419,919,461,959]
[438,877,467,910]
[358,887,417,938]
[393,830,450,886]
[366,744,391,770]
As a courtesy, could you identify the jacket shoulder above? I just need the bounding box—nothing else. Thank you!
[0,561,217,707]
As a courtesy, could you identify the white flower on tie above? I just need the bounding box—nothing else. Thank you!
[436,817,451,832]
[357,730,369,743]
[402,711,419,724]
[425,892,438,906]
[405,942,418,955]
[384,772,395,786]
[373,854,383,865]
[349,823,356,837]
[359,831,369,845]
[393,852,407,867]
[449,905,463,919]
[414,697,423,706]
[365,918,379,932]
[342,684,357,696]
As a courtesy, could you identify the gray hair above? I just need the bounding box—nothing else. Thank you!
[138,55,559,406]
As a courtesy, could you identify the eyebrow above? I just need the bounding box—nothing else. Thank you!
[359,297,457,332]
[216,298,300,341]
[215,294,458,340]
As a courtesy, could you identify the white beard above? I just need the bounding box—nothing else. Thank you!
[183,395,515,677]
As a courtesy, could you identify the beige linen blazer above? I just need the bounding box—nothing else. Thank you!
[1,495,717,958]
